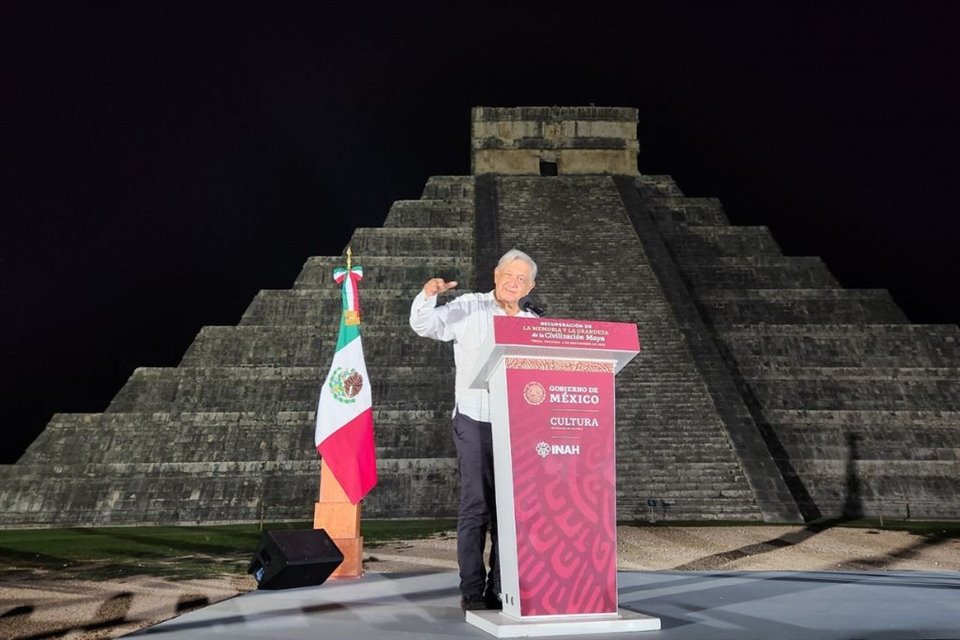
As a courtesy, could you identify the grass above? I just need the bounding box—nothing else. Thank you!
[0,519,456,582]
[1,517,955,582]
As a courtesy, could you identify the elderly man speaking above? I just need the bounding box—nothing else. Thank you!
[409,248,539,612]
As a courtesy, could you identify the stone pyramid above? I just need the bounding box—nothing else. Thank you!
[2,106,958,527]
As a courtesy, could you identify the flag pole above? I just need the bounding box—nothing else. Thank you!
[314,245,364,578]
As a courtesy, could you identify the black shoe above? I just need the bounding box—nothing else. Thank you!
[460,593,487,612]
[483,589,502,610]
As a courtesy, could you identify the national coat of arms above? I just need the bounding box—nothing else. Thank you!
[329,367,364,404]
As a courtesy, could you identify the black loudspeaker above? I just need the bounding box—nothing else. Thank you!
[247,529,344,590]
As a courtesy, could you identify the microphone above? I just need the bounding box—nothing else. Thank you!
[520,297,545,317]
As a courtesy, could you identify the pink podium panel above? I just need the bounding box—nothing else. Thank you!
[506,359,618,616]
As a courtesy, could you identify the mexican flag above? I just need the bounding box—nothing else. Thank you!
[314,263,377,504]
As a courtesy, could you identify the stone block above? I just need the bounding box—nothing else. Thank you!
[698,289,909,325]
[681,256,840,290]
[420,175,475,200]
[382,199,472,228]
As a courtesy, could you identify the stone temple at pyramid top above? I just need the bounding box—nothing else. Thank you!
[470,106,639,176]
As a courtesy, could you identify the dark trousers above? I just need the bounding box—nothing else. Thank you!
[452,410,499,598]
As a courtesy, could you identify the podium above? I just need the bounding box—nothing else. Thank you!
[466,316,661,637]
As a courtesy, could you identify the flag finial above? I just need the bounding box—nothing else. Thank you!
[347,246,352,270]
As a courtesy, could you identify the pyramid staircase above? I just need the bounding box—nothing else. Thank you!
[0,177,476,525]
[635,176,960,520]
[3,106,958,527]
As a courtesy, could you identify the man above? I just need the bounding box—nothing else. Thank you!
[409,249,539,611]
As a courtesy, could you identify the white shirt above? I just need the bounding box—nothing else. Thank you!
[409,290,537,422]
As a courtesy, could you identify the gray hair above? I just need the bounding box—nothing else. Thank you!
[497,248,538,282]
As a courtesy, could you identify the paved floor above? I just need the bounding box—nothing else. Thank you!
[4,526,958,638]
[130,570,960,639]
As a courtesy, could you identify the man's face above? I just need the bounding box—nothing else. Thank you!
[494,259,535,306]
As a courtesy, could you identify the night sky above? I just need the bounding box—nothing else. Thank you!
[3,2,958,463]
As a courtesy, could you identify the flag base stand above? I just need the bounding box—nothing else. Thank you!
[314,460,364,578]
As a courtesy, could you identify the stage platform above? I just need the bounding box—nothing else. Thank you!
[130,570,960,639]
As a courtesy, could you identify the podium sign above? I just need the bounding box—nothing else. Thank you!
[468,317,659,636]
[469,317,640,387]
[506,360,618,615]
